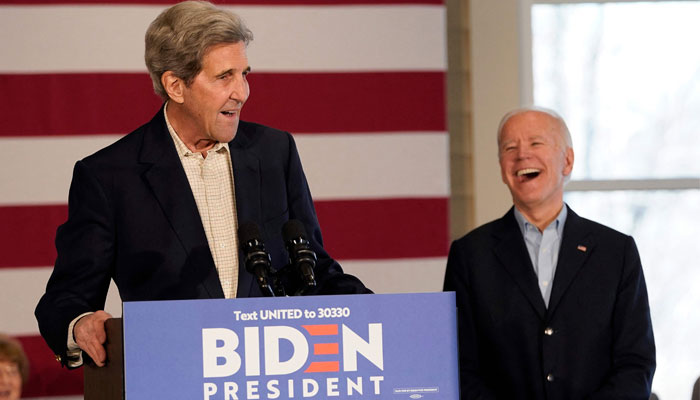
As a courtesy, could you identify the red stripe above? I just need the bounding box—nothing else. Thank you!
[313,343,339,355]
[304,361,340,373]
[317,197,449,260]
[0,0,442,4]
[0,198,447,268]
[0,72,445,136]
[0,204,66,268]
[15,335,83,397]
[0,73,160,137]
[302,324,339,336]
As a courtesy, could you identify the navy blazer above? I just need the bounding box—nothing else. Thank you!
[444,207,655,400]
[36,108,368,365]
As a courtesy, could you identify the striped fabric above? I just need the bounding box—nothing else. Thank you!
[0,1,448,398]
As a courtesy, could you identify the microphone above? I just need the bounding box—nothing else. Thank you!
[238,221,275,297]
[282,220,317,293]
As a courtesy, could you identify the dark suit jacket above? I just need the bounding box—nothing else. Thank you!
[443,206,655,400]
[35,108,368,365]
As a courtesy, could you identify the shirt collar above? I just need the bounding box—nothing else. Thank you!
[514,204,568,236]
[163,101,229,157]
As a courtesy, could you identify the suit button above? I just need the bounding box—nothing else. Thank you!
[55,354,62,363]
[544,327,554,336]
[546,373,554,382]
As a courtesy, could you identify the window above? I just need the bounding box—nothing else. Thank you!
[528,1,700,398]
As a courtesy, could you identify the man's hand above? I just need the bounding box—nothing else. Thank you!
[74,310,113,367]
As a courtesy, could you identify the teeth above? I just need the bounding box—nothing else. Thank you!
[517,168,540,176]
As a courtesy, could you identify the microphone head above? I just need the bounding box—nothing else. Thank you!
[238,221,275,297]
[282,219,316,292]
[282,219,307,242]
[239,221,262,244]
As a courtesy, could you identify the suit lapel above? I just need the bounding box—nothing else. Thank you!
[230,123,262,297]
[493,209,547,319]
[139,109,224,298]
[548,208,594,316]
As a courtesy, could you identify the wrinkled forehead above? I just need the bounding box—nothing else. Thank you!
[498,111,566,146]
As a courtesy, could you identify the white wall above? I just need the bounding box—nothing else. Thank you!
[469,0,522,225]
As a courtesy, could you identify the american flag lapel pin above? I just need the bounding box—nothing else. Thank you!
[577,245,587,252]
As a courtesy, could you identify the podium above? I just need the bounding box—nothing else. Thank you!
[84,318,124,400]
[83,293,458,399]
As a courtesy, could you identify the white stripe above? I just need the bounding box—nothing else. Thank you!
[0,268,44,335]
[1,258,445,335]
[296,132,449,200]
[0,267,122,336]
[0,135,120,206]
[340,257,447,295]
[0,132,448,205]
[0,5,446,73]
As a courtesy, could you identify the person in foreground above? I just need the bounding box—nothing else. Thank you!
[35,0,370,370]
[443,107,655,399]
[0,335,28,400]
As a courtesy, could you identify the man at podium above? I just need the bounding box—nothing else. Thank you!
[35,0,369,370]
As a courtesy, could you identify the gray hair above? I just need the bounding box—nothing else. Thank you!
[497,106,573,156]
[145,1,254,100]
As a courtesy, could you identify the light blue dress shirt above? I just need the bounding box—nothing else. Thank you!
[513,205,568,307]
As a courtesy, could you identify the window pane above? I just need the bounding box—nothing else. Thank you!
[565,190,700,399]
[533,2,700,398]
[533,2,700,180]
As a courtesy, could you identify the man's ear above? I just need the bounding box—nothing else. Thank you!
[161,71,185,104]
[563,146,574,177]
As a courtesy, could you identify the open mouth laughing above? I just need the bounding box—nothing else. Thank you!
[516,168,541,181]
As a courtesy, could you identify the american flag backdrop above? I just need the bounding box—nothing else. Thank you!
[0,0,448,397]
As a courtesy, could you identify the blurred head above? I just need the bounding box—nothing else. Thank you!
[497,107,574,215]
[0,335,28,400]
[145,0,253,101]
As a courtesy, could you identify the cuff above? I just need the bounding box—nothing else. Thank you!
[65,311,94,367]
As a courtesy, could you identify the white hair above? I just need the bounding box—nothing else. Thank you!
[497,106,573,152]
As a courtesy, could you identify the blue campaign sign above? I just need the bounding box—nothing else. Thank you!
[123,292,458,400]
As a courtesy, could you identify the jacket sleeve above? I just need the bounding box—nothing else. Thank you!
[443,240,497,400]
[587,236,656,399]
[34,160,114,367]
